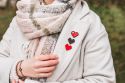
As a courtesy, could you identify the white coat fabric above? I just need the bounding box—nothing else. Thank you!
[0,0,116,83]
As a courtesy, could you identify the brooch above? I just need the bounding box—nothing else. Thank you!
[65,31,79,51]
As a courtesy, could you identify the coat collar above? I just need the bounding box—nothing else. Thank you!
[79,1,90,20]
[47,0,90,81]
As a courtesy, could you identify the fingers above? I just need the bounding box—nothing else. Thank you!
[11,80,24,83]
[19,79,24,83]
[11,80,16,83]
[35,72,53,78]
[35,54,58,61]
[20,54,59,78]
[34,59,59,68]
[34,66,56,73]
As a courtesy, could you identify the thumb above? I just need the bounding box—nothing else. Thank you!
[11,80,16,83]
[19,79,24,83]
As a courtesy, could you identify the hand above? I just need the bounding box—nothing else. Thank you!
[17,54,59,78]
[11,79,24,83]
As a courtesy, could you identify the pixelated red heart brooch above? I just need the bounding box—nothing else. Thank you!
[65,31,79,51]
[71,31,79,38]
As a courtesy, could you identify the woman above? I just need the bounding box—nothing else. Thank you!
[0,0,116,83]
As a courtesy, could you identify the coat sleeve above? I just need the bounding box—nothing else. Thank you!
[0,18,18,83]
[45,13,116,83]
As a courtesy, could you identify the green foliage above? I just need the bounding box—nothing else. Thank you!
[89,3,125,83]
[0,7,15,39]
[86,0,125,7]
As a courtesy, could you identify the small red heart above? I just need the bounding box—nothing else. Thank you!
[71,31,79,38]
[65,44,72,51]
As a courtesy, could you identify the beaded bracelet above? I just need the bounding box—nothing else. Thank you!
[16,60,26,81]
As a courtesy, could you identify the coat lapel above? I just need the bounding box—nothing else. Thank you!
[47,0,90,81]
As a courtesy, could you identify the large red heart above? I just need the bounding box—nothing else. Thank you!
[65,44,72,51]
[71,31,79,38]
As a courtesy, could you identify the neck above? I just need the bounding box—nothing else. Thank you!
[41,0,54,5]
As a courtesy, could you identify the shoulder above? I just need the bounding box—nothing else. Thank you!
[80,9,108,42]
[2,17,16,40]
[84,10,107,35]
[78,1,106,34]
[3,17,25,41]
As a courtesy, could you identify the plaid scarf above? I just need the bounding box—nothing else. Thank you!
[16,0,77,58]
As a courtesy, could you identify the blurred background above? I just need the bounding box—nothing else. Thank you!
[0,0,125,83]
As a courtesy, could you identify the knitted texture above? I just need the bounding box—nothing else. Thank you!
[16,0,77,58]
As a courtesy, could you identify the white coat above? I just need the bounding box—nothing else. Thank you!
[0,0,116,83]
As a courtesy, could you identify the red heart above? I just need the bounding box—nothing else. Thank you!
[65,44,72,51]
[71,31,79,38]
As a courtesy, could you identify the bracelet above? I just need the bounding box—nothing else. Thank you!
[16,60,26,80]
[19,60,25,77]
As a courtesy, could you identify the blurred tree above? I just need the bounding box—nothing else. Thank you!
[86,0,125,8]
[0,0,18,9]
[87,0,125,83]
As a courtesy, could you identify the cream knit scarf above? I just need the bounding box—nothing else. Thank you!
[16,0,77,58]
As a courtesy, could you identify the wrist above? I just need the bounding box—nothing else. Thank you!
[16,60,26,81]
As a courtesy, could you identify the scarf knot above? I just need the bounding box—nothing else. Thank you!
[16,0,77,58]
